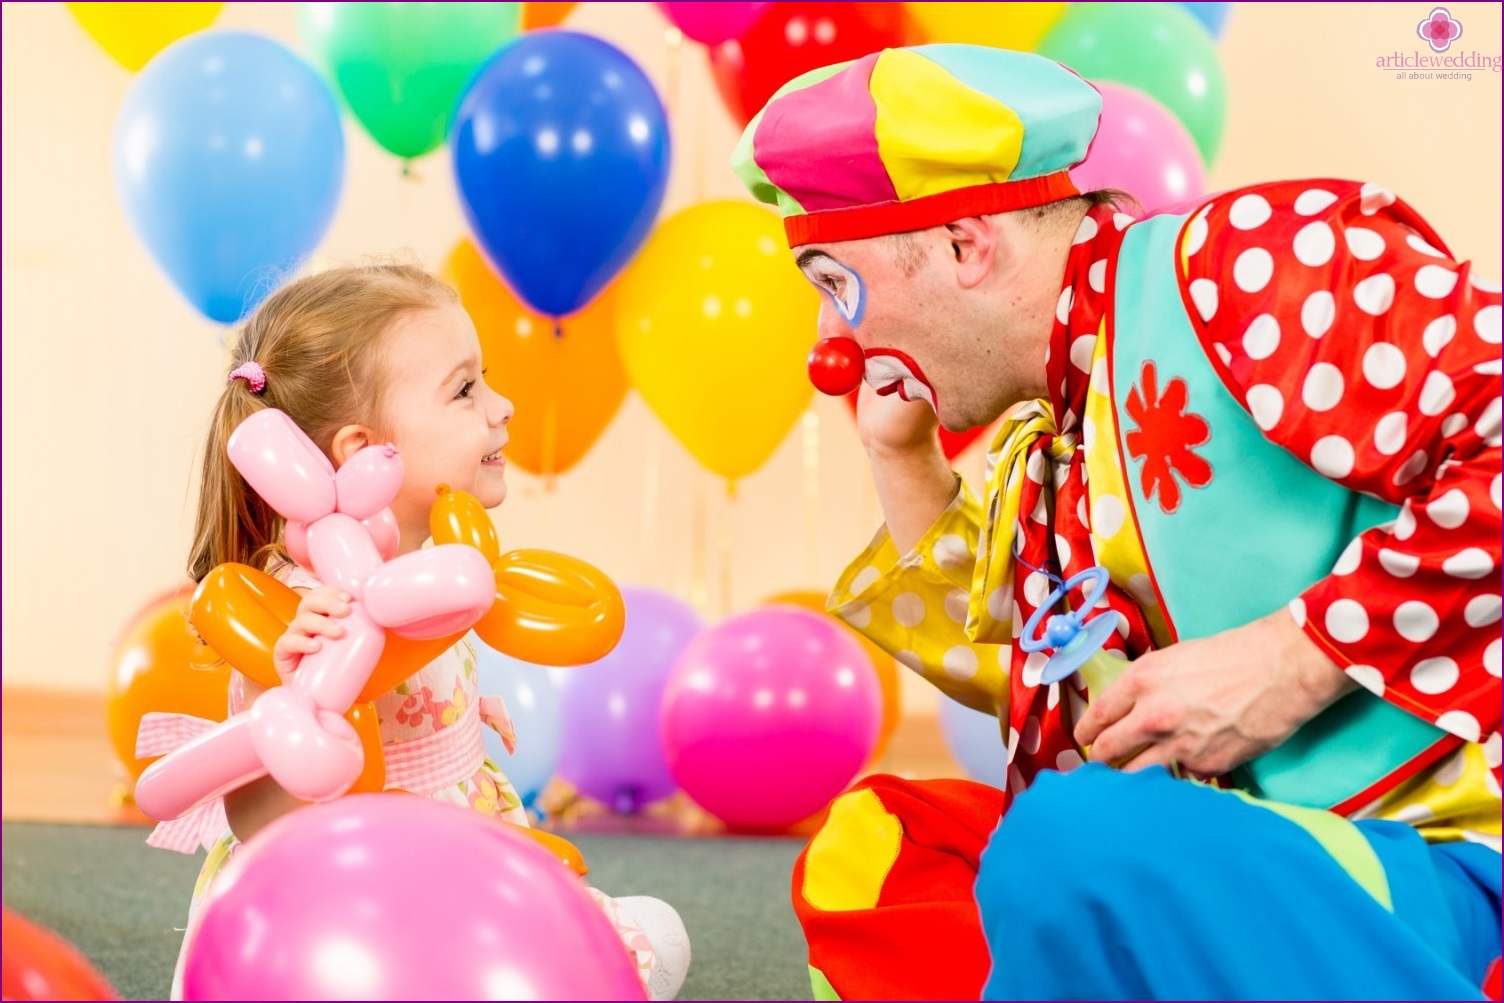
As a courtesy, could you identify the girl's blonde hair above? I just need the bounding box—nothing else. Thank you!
[187,263,457,582]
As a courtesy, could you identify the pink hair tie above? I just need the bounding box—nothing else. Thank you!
[228,360,267,394]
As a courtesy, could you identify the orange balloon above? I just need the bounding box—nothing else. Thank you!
[1,908,119,1001]
[344,701,386,794]
[502,822,590,877]
[430,487,500,565]
[475,550,627,666]
[765,590,901,761]
[520,1,576,31]
[443,239,628,478]
[189,562,458,703]
[106,588,231,783]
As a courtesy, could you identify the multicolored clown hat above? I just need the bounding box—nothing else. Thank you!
[732,45,1103,247]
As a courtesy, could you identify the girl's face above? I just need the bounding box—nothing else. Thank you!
[375,304,513,546]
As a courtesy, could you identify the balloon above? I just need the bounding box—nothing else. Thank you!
[66,2,222,71]
[661,607,881,831]
[656,2,771,45]
[904,2,1064,52]
[1037,2,1228,164]
[112,33,345,324]
[1,908,119,1001]
[443,239,629,477]
[552,588,703,814]
[709,2,924,127]
[136,414,498,822]
[182,796,646,1001]
[764,591,900,762]
[452,31,671,317]
[474,640,563,809]
[1072,82,1206,215]
[616,201,820,482]
[295,3,522,161]
[521,1,576,30]
[938,696,1008,788]
[106,588,229,784]
[841,390,988,460]
[1176,2,1232,38]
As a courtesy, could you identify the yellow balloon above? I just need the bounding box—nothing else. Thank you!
[66,2,224,72]
[616,201,819,483]
[906,2,1065,52]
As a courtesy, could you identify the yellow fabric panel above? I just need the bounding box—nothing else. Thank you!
[1370,744,1502,847]
[1081,322,1173,645]
[870,49,1024,201]
[829,479,1008,717]
[801,788,905,913]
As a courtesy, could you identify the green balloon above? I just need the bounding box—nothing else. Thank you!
[296,2,522,161]
[1038,2,1227,164]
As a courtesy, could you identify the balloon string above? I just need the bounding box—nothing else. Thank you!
[719,479,736,618]
[542,323,560,493]
[802,408,820,586]
[689,470,711,616]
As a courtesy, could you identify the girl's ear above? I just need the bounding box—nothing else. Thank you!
[329,423,376,468]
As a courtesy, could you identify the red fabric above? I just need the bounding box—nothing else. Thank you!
[792,776,1006,1001]
[1180,179,1502,774]
[1484,956,1501,1000]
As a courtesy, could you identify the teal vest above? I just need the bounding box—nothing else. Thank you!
[1108,213,1448,809]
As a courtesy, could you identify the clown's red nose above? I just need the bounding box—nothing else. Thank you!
[807,338,864,397]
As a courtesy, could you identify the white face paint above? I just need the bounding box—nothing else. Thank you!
[864,352,936,411]
[800,255,865,326]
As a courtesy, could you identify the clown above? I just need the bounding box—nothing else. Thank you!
[732,45,1502,1000]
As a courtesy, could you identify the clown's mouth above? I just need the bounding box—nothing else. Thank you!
[864,350,936,411]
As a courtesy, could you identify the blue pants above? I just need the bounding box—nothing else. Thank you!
[976,765,1501,1000]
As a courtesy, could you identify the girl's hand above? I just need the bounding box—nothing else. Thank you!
[272,586,353,678]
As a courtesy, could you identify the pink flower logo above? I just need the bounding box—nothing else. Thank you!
[1417,7,1463,52]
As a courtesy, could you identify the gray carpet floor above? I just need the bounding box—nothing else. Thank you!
[1,822,812,1001]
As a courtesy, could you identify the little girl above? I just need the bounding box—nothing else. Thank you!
[165,263,690,999]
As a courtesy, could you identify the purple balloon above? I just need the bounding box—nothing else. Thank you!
[661,607,881,831]
[183,796,646,1001]
[656,2,771,45]
[552,588,703,813]
[1073,81,1207,215]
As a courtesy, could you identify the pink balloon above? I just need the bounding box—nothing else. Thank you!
[656,2,770,44]
[661,607,880,831]
[226,409,336,524]
[133,715,263,822]
[1073,81,1207,215]
[288,603,387,713]
[333,443,402,520]
[247,688,364,801]
[283,519,312,568]
[183,796,647,1002]
[363,545,496,640]
[303,513,383,600]
[362,508,400,561]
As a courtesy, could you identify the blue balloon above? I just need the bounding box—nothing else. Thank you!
[938,697,1009,789]
[451,31,671,317]
[473,637,563,810]
[1175,2,1232,38]
[113,33,345,324]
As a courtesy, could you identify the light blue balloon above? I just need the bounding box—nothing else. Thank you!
[473,638,562,809]
[938,698,1009,788]
[113,32,345,323]
[1176,2,1232,38]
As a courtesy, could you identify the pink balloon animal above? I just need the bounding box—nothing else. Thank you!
[134,410,495,823]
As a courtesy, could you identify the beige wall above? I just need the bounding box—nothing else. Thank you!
[3,2,1500,707]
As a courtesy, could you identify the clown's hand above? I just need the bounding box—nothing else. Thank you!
[1073,608,1358,778]
[856,377,940,457]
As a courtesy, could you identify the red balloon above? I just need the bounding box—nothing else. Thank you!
[1,908,119,1001]
[841,390,987,460]
[709,2,924,127]
[808,337,864,397]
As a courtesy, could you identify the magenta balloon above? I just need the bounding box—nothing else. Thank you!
[183,795,647,1001]
[661,606,881,831]
[1072,81,1207,215]
[553,587,703,813]
[656,2,771,44]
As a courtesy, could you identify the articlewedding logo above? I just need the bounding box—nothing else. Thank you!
[1417,7,1463,52]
